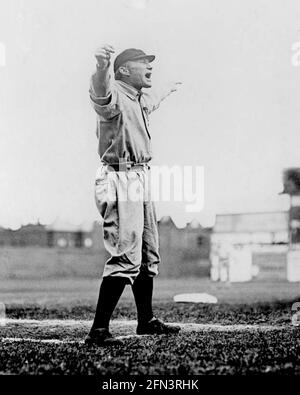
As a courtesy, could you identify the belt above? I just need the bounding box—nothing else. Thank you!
[103,162,150,172]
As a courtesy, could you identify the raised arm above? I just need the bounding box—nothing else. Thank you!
[159,81,182,103]
[145,81,182,113]
[90,44,115,104]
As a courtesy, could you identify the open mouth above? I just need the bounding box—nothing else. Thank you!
[145,72,152,79]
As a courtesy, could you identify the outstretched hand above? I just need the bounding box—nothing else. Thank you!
[170,81,183,93]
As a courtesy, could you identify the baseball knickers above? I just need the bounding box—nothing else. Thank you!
[94,163,160,284]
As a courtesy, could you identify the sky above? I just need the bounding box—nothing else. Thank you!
[1,0,300,229]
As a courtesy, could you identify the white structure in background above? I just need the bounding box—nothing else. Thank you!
[287,250,300,281]
[211,211,290,282]
[287,195,300,281]
[210,242,252,282]
[228,246,253,282]
[0,302,6,327]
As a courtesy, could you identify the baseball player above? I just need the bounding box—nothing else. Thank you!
[85,44,182,346]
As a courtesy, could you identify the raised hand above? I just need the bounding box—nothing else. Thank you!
[95,44,115,69]
[170,81,183,93]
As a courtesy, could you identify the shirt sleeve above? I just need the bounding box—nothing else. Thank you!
[89,78,120,120]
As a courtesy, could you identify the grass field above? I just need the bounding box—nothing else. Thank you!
[2,325,300,375]
[1,276,300,375]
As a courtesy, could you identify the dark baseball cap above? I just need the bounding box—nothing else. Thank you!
[113,48,155,73]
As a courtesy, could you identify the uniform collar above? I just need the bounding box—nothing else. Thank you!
[115,80,141,101]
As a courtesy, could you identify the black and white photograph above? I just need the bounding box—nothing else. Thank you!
[1,0,300,384]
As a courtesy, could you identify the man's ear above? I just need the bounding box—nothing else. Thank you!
[119,65,130,76]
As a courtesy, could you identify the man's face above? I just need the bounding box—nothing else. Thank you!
[126,58,153,90]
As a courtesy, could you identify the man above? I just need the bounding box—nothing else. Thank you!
[86,45,181,346]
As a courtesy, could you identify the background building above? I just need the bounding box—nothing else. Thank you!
[210,211,289,282]
[0,217,211,279]
[158,216,211,277]
[0,223,48,247]
[210,167,300,282]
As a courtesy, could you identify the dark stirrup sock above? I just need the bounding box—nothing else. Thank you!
[91,276,128,331]
[132,271,154,325]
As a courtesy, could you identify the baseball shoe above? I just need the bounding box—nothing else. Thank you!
[136,318,181,335]
[84,328,123,346]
